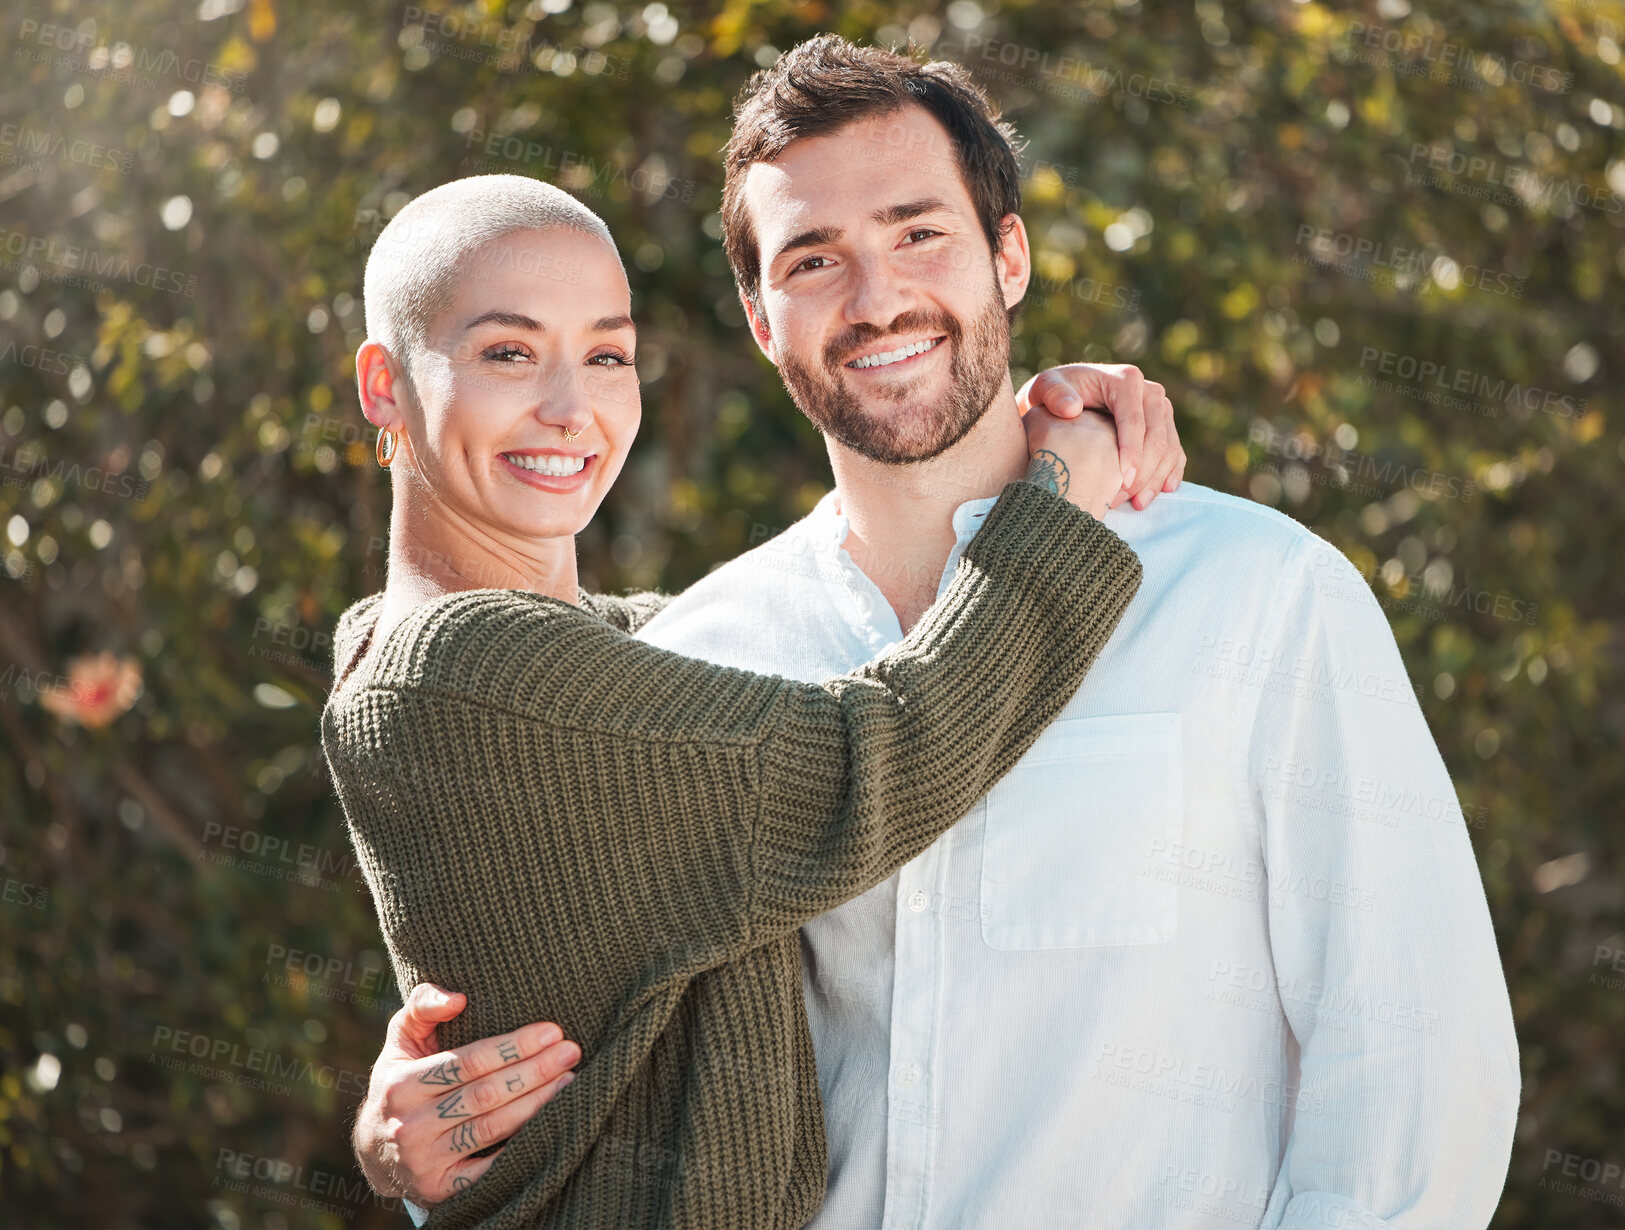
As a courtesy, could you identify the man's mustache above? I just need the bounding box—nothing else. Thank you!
[823,310,963,372]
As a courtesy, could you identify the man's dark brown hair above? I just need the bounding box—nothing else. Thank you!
[721,33,1026,318]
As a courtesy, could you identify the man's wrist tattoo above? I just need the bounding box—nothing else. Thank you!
[1025,449,1070,496]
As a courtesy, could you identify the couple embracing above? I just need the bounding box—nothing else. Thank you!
[322,34,1517,1230]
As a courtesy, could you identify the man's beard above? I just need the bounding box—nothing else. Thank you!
[776,283,1011,466]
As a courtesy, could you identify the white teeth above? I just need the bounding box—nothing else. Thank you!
[849,337,941,370]
[504,453,587,476]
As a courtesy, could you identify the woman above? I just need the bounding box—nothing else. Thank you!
[323,175,1147,1228]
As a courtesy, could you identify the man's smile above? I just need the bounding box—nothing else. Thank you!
[844,335,946,371]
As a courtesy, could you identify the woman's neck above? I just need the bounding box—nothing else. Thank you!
[374,487,580,645]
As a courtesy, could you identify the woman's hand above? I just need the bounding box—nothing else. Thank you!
[1022,406,1123,521]
[352,983,580,1206]
[1019,363,1185,509]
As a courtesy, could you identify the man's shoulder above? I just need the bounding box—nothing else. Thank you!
[1109,482,1339,578]
[1113,481,1318,545]
[1120,483,1382,636]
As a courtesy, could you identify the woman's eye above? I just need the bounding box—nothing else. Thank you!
[587,352,635,367]
[482,343,530,362]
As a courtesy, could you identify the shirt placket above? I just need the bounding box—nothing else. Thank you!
[880,834,949,1230]
[866,502,990,1230]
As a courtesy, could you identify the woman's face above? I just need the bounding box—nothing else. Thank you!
[401,227,640,546]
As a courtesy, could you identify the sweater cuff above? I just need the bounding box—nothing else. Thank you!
[960,480,1142,611]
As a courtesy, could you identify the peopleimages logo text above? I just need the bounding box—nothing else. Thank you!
[0,228,196,297]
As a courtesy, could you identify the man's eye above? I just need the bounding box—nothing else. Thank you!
[904,228,941,244]
[482,343,530,362]
[793,255,831,274]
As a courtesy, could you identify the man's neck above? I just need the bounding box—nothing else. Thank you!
[831,381,1027,633]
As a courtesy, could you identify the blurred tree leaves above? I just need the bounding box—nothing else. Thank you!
[0,0,1620,1224]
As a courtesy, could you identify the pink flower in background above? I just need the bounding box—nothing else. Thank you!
[39,652,143,729]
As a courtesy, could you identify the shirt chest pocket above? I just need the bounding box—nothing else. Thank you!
[980,712,1184,950]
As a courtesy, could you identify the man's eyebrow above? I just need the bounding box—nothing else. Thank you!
[870,197,951,227]
[769,224,844,272]
[768,199,955,273]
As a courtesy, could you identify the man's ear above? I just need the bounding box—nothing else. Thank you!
[993,213,1031,313]
[356,341,406,431]
[739,292,779,366]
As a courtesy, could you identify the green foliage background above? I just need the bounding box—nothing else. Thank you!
[0,0,1620,1224]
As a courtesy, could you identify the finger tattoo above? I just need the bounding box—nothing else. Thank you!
[498,1041,520,1063]
[449,1122,480,1154]
[436,1091,471,1119]
[420,1058,464,1086]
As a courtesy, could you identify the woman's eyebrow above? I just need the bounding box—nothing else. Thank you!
[462,312,634,333]
[464,310,545,331]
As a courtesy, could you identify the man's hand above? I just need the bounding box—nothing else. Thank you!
[353,983,581,1206]
[1019,363,1185,510]
[1022,407,1122,521]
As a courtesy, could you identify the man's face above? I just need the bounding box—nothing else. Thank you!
[739,105,1029,465]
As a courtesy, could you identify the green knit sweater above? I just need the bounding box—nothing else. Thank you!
[321,480,1141,1229]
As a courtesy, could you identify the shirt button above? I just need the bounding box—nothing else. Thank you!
[907,890,928,913]
[897,1065,920,1088]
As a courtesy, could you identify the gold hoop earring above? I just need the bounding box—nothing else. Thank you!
[376,429,398,468]
[562,426,582,443]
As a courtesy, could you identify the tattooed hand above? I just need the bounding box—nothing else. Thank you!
[1017,362,1185,510]
[1021,407,1122,520]
[351,983,581,1207]
[1024,450,1070,497]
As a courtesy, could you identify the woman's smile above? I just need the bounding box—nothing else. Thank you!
[498,448,598,491]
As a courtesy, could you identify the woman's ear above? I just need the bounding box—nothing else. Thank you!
[356,341,405,430]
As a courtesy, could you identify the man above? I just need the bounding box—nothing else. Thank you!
[358,34,1519,1228]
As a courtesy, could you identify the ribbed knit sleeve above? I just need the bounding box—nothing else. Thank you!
[748,480,1140,927]
[352,481,1137,957]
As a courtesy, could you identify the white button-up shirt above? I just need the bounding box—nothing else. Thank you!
[638,481,1519,1230]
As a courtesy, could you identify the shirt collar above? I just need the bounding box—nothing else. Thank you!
[810,489,1004,552]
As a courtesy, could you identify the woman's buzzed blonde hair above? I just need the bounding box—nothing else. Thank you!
[362,174,622,385]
